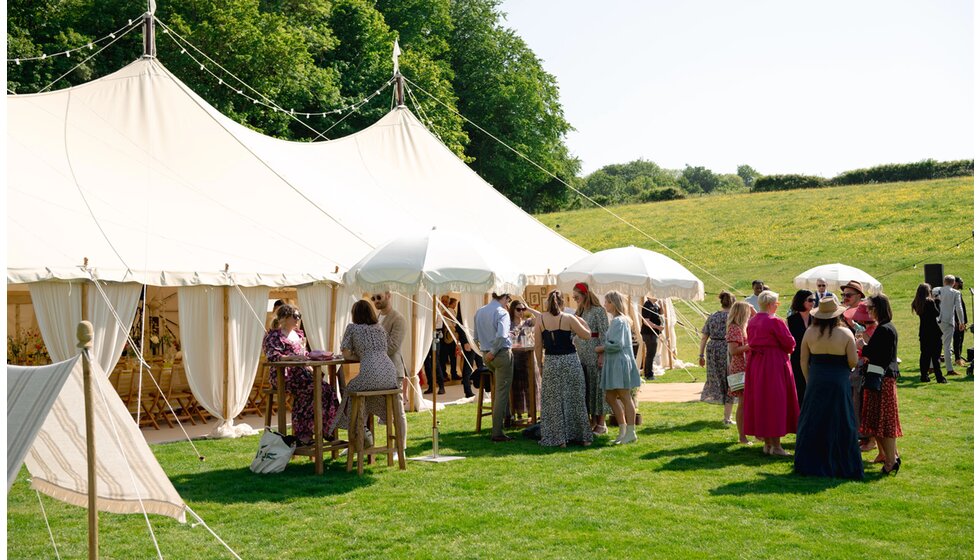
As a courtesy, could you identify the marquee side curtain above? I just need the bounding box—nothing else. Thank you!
[297,283,332,351]
[28,282,82,362]
[20,357,187,522]
[178,286,267,438]
[29,281,140,372]
[7,357,74,489]
[88,283,142,373]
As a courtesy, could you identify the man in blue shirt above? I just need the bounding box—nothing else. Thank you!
[474,292,513,441]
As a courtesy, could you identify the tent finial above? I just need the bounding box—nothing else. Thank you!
[83,257,89,268]
[392,39,405,106]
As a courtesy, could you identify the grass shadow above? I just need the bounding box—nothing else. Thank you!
[401,425,618,459]
[709,470,873,496]
[640,440,780,472]
[172,459,375,504]
[639,419,728,436]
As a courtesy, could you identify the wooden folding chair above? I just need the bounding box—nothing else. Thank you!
[171,361,209,425]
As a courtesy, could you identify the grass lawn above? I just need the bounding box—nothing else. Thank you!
[6,177,975,558]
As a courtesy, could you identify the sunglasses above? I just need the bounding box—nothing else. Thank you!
[516,307,527,312]
[290,313,302,320]
[841,292,858,298]
[816,285,826,289]
[370,295,384,302]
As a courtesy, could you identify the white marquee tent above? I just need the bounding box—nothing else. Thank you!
[7,57,589,431]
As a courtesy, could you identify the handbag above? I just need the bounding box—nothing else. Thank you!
[249,428,297,474]
[727,371,745,392]
[863,363,885,392]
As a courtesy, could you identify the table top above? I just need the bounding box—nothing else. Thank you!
[265,358,359,367]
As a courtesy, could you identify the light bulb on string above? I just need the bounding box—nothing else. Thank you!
[41,54,47,59]
[88,43,94,50]
[14,59,19,65]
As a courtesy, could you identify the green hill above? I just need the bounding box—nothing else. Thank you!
[539,177,975,366]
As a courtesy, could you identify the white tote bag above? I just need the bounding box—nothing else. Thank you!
[250,429,296,474]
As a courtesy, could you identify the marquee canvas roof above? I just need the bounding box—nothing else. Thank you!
[8,58,587,287]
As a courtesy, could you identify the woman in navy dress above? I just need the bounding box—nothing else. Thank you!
[794,297,863,479]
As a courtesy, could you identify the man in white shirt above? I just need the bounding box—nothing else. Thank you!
[937,275,966,376]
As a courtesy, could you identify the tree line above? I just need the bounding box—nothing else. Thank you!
[7,0,578,212]
[567,158,973,209]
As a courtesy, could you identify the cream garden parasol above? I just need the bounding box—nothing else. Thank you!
[345,228,527,462]
[794,263,883,296]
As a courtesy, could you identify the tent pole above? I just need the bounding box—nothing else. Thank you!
[81,281,89,322]
[77,321,98,560]
[142,11,155,58]
[410,294,417,411]
[328,284,338,350]
[222,287,230,422]
[431,294,438,453]
[395,73,405,107]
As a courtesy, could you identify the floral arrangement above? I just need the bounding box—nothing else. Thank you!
[7,327,51,365]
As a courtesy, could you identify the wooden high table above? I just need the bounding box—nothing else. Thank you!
[266,358,358,475]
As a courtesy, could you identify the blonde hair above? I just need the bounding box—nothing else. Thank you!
[727,301,752,333]
[757,290,779,311]
[604,291,632,327]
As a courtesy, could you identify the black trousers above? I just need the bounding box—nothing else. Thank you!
[953,327,965,360]
[920,335,942,379]
[641,332,659,377]
[461,349,483,394]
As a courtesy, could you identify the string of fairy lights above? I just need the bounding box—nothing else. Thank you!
[6,16,143,64]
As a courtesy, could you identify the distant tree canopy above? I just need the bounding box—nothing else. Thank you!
[7,0,579,213]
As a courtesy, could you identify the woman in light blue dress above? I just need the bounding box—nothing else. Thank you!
[597,291,643,444]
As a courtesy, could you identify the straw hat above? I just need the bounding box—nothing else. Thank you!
[812,296,845,319]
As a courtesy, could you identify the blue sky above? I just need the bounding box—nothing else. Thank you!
[498,0,974,177]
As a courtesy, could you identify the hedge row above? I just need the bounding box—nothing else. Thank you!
[830,159,974,185]
[752,174,827,192]
[752,159,973,193]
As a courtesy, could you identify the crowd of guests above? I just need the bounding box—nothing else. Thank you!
[693,274,970,479]
[260,273,969,480]
[475,284,644,446]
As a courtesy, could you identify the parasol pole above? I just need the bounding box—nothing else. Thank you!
[410,291,464,463]
[77,321,98,560]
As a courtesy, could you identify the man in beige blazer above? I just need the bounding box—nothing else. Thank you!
[371,292,408,451]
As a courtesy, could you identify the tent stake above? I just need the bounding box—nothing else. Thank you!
[77,321,98,560]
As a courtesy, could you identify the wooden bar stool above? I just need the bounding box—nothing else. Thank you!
[475,368,494,433]
[346,388,406,476]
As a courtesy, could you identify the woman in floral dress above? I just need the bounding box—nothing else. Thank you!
[534,291,594,447]
[699,292,735,421]
[263,304,336,445]
[573,282,609,434]
[329,300,399,438]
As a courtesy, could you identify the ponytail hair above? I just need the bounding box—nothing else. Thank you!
[547,290,564,316]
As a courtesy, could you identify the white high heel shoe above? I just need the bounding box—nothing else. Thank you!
[620,425,638,444]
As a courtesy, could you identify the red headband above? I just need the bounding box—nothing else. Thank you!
[574,282,589,294]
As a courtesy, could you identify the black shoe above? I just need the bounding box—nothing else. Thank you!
[920,375,931,382]
[451,374,463,381]
[464,391,475,399]
[437,388,445,395]
[423,388,433,394]
[644,375,654,381]
[937,376,948,384]
[882,457,901,475]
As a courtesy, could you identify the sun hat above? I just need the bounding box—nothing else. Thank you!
[812,297,846,319]
[850,301,873,323]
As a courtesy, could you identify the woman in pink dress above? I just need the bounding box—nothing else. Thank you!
[743,290,799,456]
